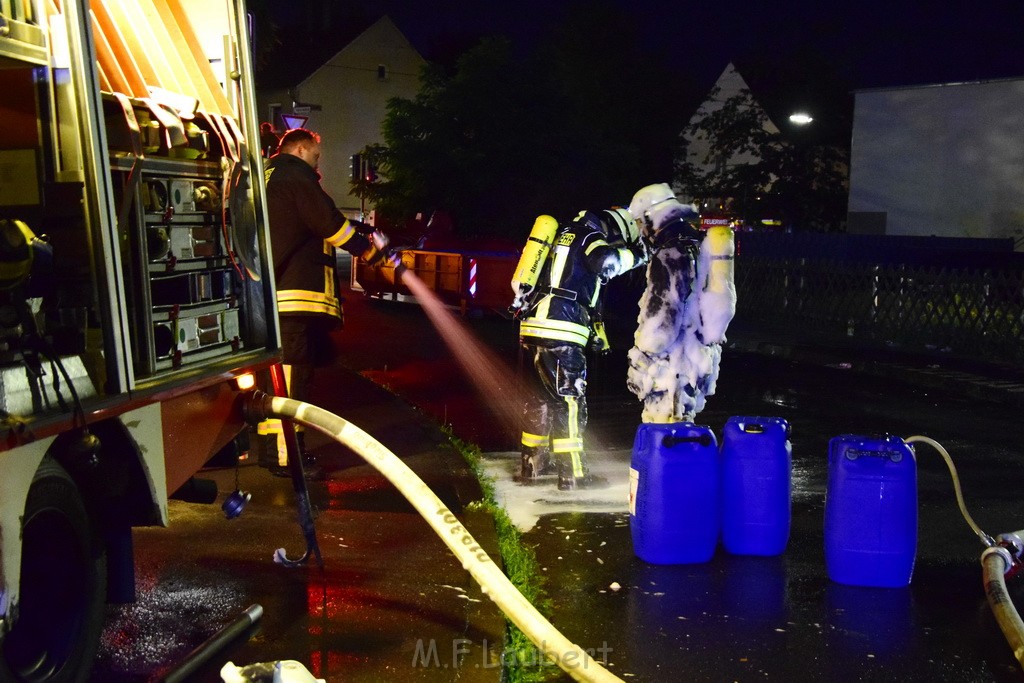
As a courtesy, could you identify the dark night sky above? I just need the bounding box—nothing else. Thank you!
[257,0,1024,140]
[383,1,1024,86]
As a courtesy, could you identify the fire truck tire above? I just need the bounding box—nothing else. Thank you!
[0,457,106,683]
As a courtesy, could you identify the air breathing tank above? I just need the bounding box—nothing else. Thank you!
[703,226,735,292]
[697,225,736,342]
[0,219,50,292]
[509,214,558,317]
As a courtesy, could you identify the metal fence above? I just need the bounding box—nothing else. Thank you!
[735,255,1024,365]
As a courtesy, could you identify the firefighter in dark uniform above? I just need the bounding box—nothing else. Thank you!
[259,127,387,475]
[515,208,647,490]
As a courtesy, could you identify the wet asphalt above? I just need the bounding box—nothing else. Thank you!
[92,281,1024,682]
[506,348,1024,682]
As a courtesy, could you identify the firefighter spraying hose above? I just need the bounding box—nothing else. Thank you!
[243,391,624,683]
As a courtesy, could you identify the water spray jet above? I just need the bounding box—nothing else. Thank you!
[387,255,526,435]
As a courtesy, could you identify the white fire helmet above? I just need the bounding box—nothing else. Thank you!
[601,207,641,245]
[628,183,697,237]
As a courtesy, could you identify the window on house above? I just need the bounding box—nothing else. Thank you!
[377,65,388,81]
[714,154,728,175]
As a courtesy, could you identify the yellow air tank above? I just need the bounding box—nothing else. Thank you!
[703,225,735,295]
[510,214,558,308]
[697,224,737,342]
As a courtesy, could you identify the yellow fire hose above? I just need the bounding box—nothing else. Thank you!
[246,392,623,683]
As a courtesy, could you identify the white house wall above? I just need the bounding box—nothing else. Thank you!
[848,78,1024,246]
[288,16,425,214]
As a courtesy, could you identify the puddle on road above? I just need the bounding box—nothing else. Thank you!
[479,450,632,532]
[791,458,825,501]
[483,447,826,531]
[97,572,249,677]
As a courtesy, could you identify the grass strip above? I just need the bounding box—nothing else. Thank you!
[445,428,561,683]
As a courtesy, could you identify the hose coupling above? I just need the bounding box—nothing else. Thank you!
[982,545,1016,575]
[997,533,1024,560]
[241,390,274,425]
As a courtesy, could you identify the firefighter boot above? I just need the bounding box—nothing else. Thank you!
[517,448,555,483]
[556,456,608,491]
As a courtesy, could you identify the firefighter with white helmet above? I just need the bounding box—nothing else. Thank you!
[626,183,737,423]
[512,208,647,490]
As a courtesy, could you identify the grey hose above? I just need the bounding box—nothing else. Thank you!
[904,435,994,547]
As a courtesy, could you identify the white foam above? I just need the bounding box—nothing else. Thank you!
[479,449,633,532]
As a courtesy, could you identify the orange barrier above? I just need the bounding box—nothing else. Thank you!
[354,249,518,315]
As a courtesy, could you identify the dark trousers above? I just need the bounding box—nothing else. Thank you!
[519,342,589,478]
[256,315,337,464]
[279,315,338,402]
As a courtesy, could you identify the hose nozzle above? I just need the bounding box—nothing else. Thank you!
[996,532,1024,572]
[385,248,407,276]
[1005,532,1024,553]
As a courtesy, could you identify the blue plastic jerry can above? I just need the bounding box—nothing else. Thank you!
[824,434,917,588]
[721,416,792,556]
[630,422,720,564]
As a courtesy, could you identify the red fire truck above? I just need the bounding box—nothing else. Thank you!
[0,1,280,680]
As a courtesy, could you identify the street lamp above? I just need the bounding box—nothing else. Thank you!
[789,112,813,125]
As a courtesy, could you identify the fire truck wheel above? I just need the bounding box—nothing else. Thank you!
[0,457,106,683]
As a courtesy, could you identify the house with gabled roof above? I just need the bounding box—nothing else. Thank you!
[676,61,852,230]
[256,16,425,214]
[676,62,781,203]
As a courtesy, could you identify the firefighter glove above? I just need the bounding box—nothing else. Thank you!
[361,231,391,266]
[590,321,611,355]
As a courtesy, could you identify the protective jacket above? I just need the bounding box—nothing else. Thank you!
[520,212,645,347]
[264,153,372,320]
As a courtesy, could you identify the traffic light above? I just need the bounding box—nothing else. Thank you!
[365,162,378,183]
[350,153,362,182]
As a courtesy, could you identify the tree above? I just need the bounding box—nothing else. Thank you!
[359,1,687,242]
[355,37,555,239]
[675,87,850,232]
